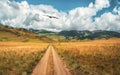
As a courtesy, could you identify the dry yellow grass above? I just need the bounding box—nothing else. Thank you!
[54,39,120,55]
[54,39,120,75]
[0,42,48,53]
[0,42,48,75]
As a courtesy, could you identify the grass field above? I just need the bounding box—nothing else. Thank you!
[0,39,120,75]
[54,39,120,75]
[0,42,48,75]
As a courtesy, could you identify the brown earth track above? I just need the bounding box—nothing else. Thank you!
[46,47,54,75]
[31,45,71,75]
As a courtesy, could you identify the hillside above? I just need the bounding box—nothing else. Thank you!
[1,25,120,42]
[0,25,54,42]
[29,28,56,34]
[59,30,120,40]
[28,29,120,41]
[29,28,66,42]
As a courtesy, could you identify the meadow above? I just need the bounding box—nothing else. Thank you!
[54,39,120,75]
[0,42,48,75]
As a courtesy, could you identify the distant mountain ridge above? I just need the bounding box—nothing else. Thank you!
[28,28,120,40]
[58,30,120,40]
[0,24,120,41]
[29,28,56,34]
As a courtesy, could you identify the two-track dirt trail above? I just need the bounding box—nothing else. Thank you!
[31,45,71,75]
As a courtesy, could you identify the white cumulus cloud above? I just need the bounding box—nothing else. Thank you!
[0,0,120,32]
[94,12,120,31]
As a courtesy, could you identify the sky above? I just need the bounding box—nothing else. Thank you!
[0,0,120,32]
[13,0,119,16]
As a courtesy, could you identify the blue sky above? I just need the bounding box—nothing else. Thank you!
[16,0,118,10]
[17,0,95,11]
[15,0,119,17]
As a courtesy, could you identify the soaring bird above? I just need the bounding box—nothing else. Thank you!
[44,15,59,19]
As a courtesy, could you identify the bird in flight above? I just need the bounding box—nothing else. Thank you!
[44,15,59,19]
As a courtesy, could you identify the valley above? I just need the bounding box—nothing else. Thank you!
[0,0,120,75]
[0,25,120,75]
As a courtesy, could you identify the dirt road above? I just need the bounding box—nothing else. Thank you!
[31,45,71,75]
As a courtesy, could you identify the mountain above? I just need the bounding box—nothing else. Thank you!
[1,24,119,42]
[0,25,54,42]
[59,30,120,40]
[29,29,120,40]
[29,28,56,34]
[29,28,66,42]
